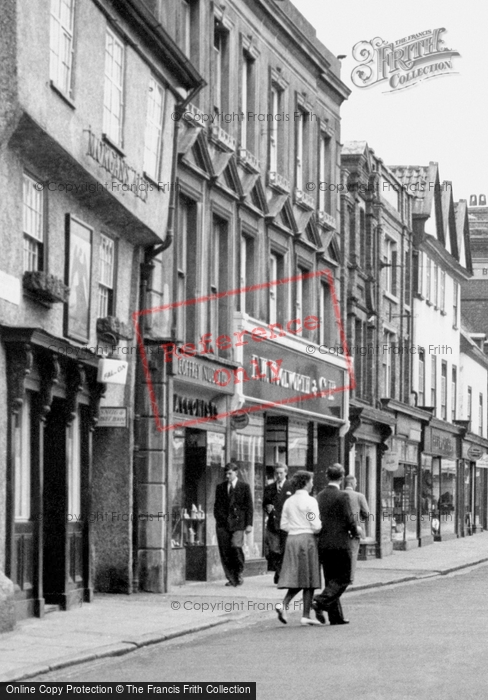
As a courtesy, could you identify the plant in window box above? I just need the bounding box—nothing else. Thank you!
[23,271,69,303]
[96,316,132,341]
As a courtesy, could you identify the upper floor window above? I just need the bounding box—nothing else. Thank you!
[319,280,335,347]
[144,77,165,181]
[50,0,75,96]
[440,270,446,312]
[431,355,437,410]
[240,52,255,152]
[240,235,255,317]
[479,394,484,437]
[269,252,285,326]
[433,264,439,307]
[418,348,425,406]
[177,198,198,343]
[103,29,125,147]
[182,0,191,56]
[269,85,283,173]
[426,256,432,302]
[295,268,311,338]
[451,366,457,422]
[383,237,397,295]
[213,20,229,118]
[441,361,447,420]
[453,281,459,328]
[23,173,45,272]
[210,217,229,354]
[98,234,115,318]
[382,331,395,398]
[404,248,411,304]
[318,133,331,213]
[467,386,472,422]
[295,107,309,191]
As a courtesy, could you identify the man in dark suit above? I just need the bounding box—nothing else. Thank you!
[214,462,253,586]
[263,463,292,584]
[312,463,361,625]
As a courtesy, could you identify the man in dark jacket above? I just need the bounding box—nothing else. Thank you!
[312,463,361,624]
[214,462,253,586]
[263,463,292,583]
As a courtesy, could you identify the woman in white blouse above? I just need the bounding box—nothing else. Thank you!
[275,470,323,626]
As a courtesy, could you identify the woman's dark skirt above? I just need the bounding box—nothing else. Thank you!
[277,533,321,589]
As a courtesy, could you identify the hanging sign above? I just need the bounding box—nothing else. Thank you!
[97,358,128,384]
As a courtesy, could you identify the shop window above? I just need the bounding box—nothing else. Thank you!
[144,77,165,181]
[288,419,308,468]
[15,393,32,521]
[23,173,45,272]
[441,361,447,420]
[231,413,264,560]
[392,463,418,542]
[103,28,125,147]
[50,0,75,97]
[98,234,115,318]
[420,455,434,539]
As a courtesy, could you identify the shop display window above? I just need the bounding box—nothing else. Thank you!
[420,455,434,538]
[231,413,264,559]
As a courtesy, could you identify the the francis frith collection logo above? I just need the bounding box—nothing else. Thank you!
[351,28,460,92]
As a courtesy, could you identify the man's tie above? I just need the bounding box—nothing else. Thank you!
[277,483,281,494]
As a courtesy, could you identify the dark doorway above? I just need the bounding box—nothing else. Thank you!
[184,429,207,580]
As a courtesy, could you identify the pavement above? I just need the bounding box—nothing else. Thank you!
[1,532,488,683]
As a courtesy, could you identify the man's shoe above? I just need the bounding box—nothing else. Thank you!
[225,581,236,587]
[236,575,244,585]
[330,619,350,625]
[275,603,287,624]
[300,617,323,626]
[273,572,280,585]
[311,601,327,625]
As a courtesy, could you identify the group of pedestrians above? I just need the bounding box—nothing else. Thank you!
[270,464,369,627]
[213,460,369,627]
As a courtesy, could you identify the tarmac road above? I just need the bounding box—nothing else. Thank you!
[30,563,488,700]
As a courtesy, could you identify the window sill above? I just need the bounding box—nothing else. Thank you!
[453,325,459,330]
[102,133,125,158]
[383,290,399,304]
[50,81,75,110]
[426,300,433,307]
[144,171,162,189]
[440,310,447,316]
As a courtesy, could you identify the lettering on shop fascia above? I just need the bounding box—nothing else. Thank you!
[85,128,148,202]
[250,354,336,396]
[174,357,235,394]
[173,395,218,418]
[432,434,454,456]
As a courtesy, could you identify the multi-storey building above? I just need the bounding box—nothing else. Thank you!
[137,0,351,588]
[341,142,431,557]
[0,0,202,629]
[462,195,488,342]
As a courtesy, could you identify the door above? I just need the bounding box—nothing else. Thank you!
[184,429,207,581]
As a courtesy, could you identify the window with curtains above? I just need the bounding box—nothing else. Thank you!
[103,29,125,147]
[98,234,115,318]
[431,355,437,410]
[418,348,425,406]
[441,361,447,420]
[50,0,75,96]
[451,366,457,421]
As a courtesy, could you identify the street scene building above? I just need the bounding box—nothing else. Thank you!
[1,0,488,638]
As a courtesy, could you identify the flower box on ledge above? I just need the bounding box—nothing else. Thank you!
[23,271,69,305]
[97,316,132,341]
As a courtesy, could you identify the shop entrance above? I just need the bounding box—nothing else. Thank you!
[43,398,87,608]
[184,429,207,581]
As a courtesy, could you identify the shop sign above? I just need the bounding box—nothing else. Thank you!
[172,356,235,395]
[242,340,345,419]
[98,407,127,428]
[97,358,128,384]
[467,445,484,461]
[173,394,218,418]
[230,413,250,430]
[427,429,455,457]
[384,453,399,472]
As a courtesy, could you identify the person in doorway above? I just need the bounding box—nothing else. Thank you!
[312,464,361,625]
[275,470,323,626]
[344,474,370,536]
[263,463,292,584]
[214,463,253,587]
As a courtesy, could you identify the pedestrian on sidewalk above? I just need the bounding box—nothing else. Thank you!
[312,464,361,626]
[263,463,292,584]
[275,470,323,626]
[214,462,253,587]
[344,475,370,536]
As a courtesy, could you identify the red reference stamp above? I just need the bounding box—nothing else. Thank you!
[132,269,354,432]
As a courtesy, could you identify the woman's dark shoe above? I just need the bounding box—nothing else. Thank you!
[275,603,287,624]
[311,601,327,625]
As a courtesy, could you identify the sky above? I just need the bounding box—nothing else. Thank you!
[292,0,487,202]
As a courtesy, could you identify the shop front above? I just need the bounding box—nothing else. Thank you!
[346,403,396,558]
[232,325,349,571]
[459,437,488,536]
[168,354,237,585]
[422,421,463,541]
[2,327,105,619]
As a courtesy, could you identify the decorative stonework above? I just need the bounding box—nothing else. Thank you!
[96,316,133,342]
[7,343,33,415]
[317,210,336,231]
[267,170,290,194]
[23,271,69,305]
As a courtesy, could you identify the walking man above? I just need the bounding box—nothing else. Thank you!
[312,463,361,625]
[263,463,292,583]
[344,474,370,536]
[214,462,253,586]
